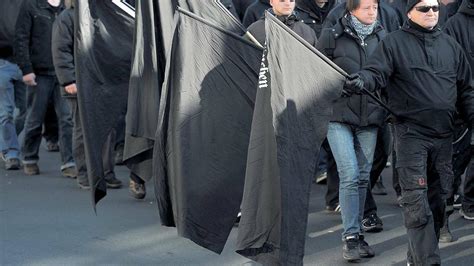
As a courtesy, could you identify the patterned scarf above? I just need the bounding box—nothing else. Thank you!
[349,14,378,41]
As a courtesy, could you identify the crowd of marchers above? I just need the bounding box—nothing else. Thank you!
[0,0,473,265]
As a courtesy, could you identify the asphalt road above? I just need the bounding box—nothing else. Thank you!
[1,147,473,265]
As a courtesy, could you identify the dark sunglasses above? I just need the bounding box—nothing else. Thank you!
[414,5,440,13]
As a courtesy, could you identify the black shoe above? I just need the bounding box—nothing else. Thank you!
[106,176,122,189]
[325,203,341,214]
[343,235,360,262]
[359,235,375,258]
[77,178,91,190]
[453,194,462,210]
[129,179,146,199]
[460,208,474,221]
[439,223,454,243]
[362,213,383,233]
[372,177,387,195]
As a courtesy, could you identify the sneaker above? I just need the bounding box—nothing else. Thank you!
[460,208,474,221]
[372,178,388,195]
[397,195,403,208]
[325,203,341,214]
[453,194,462,210]
[385,161,391,168]
[359,235,375,258]
[129,179,145,199]
[61,166,77,178]
[439,222,454,243]
[45,141,59,152]
[343,235,360,262]
[5,158,21,170]
[24,163,40,175]
[106,176,123,189]
[77,178,91,190]
[315,171,327,184]
[362,213,383,233]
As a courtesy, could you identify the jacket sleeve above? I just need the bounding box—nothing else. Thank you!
[358,39,395,92]
[52,10,75,87]
[316,28,334,59]
[14,0,33,75]
[456,48,474,126]
[243,8,258,28]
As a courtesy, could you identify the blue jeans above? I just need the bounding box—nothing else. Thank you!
[22,75,74,169]
[327,122,378,238]
[0,59,22,160]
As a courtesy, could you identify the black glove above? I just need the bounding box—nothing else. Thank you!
[342,73,364,97]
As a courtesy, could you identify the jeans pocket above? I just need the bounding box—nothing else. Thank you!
[401,192,429,228]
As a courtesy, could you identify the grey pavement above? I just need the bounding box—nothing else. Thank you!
[1,147,473,265]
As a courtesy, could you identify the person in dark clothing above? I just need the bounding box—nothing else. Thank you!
[0,0,24,170]
[14,0,76,177]
[323,0,401,32]
[444,0,474,221]
[51,0,122,190]
[42,102,59,152]
[233,0,256,20]
[248,0,318,46]
[345,0,474,263]
[384,0,450,26]
[243,0,271,27]
[220,0,240,19]
[318,0,385,261]
[296,0,337,37]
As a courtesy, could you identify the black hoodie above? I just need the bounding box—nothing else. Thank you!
[359,19,474,137]
[296,0,336,37]
[444,0,474,73]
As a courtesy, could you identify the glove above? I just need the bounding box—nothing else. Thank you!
[342,73,364,97]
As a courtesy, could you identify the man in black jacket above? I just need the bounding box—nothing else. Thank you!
[14,0,75,177]
[243,0,272,27]
[233,0,255,20]
[444,0,474,222]
[346,0,474,264]
[248,0,317,46]
[296,0,337,37]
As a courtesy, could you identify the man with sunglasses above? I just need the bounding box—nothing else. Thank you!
[344,0,474,264]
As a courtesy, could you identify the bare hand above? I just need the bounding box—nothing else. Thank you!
[65,83,77,95]
[23,73,37,86]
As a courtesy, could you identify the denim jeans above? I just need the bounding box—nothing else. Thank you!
[22,75,74,169]
[0,59,22,160]
[327,122,378,238]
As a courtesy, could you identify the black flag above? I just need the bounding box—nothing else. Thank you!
[154,8,262,254]
[235,12,344,265]
[75,0,134,205]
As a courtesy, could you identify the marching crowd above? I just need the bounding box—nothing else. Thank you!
[0,0,473,264]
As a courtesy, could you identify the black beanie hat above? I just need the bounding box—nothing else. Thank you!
[406,0,421,13]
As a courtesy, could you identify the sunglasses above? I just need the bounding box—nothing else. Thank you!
[414,5,440,13]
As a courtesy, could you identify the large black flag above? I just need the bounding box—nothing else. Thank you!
[75,0,134,205]
[123,0,249,181]
[154,8,262,253]
[235,12,344,265]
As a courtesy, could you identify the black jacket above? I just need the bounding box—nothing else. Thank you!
[14,0,64,75]
[243,0,270,27]
[324,1,401,33]
[444,0,474,74]
[232,0,255,20]
[0,0,24,61]
[220,0,239,20]
[359,20,474,137]
[248,10,318,47]
[296,0,336,38]
[318,14,387,127]
[52,7,75,98]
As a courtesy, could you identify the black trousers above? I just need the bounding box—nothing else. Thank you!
[394,123,453,265]
[325,124,391,217]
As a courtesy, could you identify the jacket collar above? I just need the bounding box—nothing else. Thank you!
[402,19,442,39]
[37,0,64,10]
[335,13,383,39]
[267,8,299,26]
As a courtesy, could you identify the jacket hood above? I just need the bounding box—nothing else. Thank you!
[296,0,336,20]
[459,0,474,16]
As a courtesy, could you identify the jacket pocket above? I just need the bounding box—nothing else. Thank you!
[400,192,430,228]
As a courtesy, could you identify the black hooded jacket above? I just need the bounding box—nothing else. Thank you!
[359,20,474,137]
[248,9,318,47]
[0,0,24,61]
[14,0,64,75]
[243,0,271,27]
[52,7,75,98]
[444,0,474,73]
[296,0,336,37]
[318,14,387,127]
[323,1,401,32]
